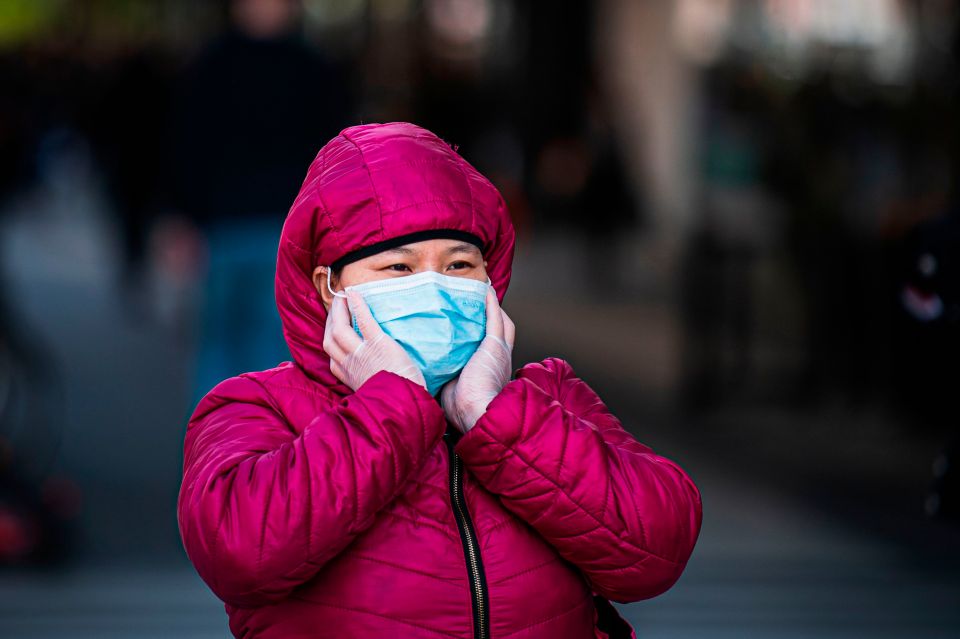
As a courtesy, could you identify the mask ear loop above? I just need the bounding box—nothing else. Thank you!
[324,266,348,299]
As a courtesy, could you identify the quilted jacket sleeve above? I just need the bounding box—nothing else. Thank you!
[454,357,702,603]
[177,370,447,608]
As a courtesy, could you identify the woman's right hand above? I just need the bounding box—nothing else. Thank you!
[441,289,515,433]
[323,291,427,391]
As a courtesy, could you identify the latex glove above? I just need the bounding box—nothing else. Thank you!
[323,291,427,391]
[441,289,515,433]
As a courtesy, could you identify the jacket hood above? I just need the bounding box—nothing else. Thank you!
[275,122,516,390]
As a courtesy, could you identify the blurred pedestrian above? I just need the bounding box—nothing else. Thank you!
[892,211,960,519]
[93,46,175,313]
[172,0,351,405]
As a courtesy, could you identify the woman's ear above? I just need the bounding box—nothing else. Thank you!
[313,266,337,311]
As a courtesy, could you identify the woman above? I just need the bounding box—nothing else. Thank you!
[177,122,702,638]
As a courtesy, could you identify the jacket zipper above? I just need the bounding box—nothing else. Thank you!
[445,433,490,639]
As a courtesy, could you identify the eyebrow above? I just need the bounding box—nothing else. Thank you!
[380,247,417,256]
[445,243,481,255]
[376,243,480,259]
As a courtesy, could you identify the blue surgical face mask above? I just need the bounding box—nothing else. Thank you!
[327,269,490,396]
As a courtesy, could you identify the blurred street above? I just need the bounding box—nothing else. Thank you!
[2,1,960,637]
[0,174,957,638]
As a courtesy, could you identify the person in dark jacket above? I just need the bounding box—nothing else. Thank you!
[172,0,352,404]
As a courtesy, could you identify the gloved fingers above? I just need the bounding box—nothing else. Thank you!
[357,333,384,357]
[339,339,373,390]
[473,351,510,388]
[476,341,509,367]
[501,308,515,350]
[483,289,505,344]
[323,296,338,356]
[482,333,511,354]
[326,295,361,358]
[323,298,345,360]
[441,377,472,433]
[440,376,459,411]
[396,363,425,385]
[329,358,347,385]
[347,290,385,341]
[472,360,503,383]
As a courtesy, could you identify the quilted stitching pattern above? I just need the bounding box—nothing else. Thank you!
[178,123,698,638]
[454,357,703,604]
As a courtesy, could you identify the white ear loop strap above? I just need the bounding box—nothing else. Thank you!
[325,267,348,298]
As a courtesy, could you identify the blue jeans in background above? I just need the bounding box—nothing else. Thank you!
[191,217,291,409]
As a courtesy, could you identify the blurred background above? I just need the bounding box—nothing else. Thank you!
[1,0,959,637]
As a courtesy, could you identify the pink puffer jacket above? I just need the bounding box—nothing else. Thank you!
[177,122,702,639]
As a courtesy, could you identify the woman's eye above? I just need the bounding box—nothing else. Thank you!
[447,261,472,271]
[386,264,411,272]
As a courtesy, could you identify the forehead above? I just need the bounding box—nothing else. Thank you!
[363,238,482,261]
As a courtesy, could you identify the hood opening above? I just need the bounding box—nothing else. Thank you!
[273,122,516,389]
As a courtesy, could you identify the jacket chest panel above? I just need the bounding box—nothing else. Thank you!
[259,385,596,637]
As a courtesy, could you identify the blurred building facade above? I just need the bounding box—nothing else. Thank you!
[0,0,958,566]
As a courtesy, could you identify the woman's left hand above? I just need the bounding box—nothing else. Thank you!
[441,289,515,433]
